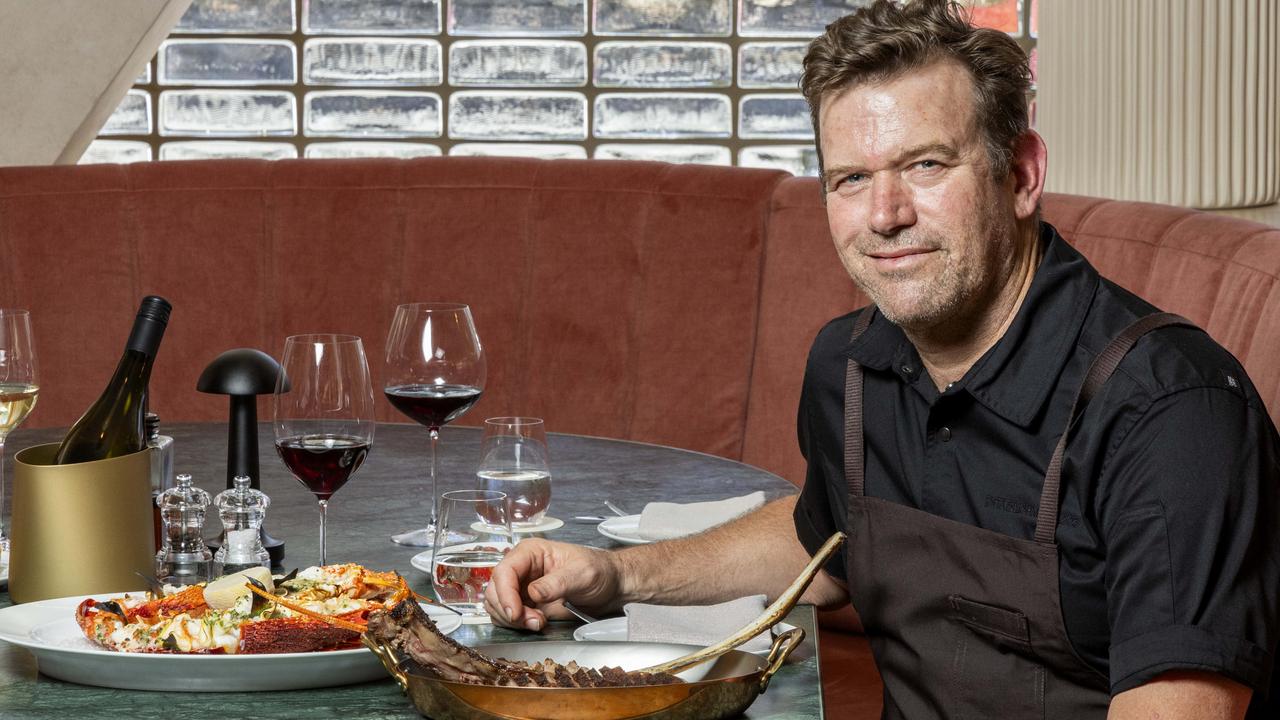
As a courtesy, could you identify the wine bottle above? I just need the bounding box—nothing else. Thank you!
[54,296,172,464]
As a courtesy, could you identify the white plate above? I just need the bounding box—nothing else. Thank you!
[596,514,651,545]
[572,617,797,656]
[0,594,461,691]
[470,515,564,535]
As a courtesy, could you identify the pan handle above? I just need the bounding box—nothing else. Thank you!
[362,634,410,693]
[758,626,806,693]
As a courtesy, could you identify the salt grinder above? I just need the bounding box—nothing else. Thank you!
[197,348,288,566]
[213,474,271,574]
[155,473,213,586]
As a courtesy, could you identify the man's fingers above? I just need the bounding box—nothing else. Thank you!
[488,559,531,625]
[485,541,552,627]
[527,573,568,604]
[484,539,613,632]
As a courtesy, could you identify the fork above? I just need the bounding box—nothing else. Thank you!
[561,601,599,624]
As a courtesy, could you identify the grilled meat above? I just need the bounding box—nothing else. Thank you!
[364,599,682,688]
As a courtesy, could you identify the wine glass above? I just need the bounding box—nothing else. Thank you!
[476,417,552,528]
[384,303,486,547]
[431,489,512,618]
[0,310,37,556]
[273,334,375,566]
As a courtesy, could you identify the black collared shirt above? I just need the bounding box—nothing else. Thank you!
[794,223,1280,706]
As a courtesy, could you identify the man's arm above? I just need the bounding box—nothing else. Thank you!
[485,495,849,631]
[614,495,848,607]
[1107,671,1252,720]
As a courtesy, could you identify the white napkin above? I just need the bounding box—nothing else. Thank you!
[636,491,766,541]
[624,594,772,654]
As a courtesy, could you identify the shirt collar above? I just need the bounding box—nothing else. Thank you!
[843,222,1099,427]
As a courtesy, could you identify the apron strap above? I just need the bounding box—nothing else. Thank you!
[844,308,875,497]
[1033,312,1197,544]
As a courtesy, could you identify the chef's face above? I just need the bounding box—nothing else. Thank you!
[819,60,1023,331]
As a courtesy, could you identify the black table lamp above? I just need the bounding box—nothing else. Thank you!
[196,348,288,567]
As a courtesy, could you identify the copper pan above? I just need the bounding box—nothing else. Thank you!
[364,630,804,720]
[363,531,844,719]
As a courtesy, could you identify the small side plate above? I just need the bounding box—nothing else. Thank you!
[572,617,796,656]
[596,514,649,545]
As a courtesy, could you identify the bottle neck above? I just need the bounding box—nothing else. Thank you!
[126,316,166,356]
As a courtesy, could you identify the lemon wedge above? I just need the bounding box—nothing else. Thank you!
[203,567,274,610]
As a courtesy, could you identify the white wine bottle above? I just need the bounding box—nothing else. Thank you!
[54,296,172,464]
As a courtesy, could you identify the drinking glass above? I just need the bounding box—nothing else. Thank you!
[0,310,37,554]
[476,417,552,528]
[431,489,512,617]
[384,303,486,547]
[273,334,375,566]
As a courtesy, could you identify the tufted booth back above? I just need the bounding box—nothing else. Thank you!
[2,158,1278,488]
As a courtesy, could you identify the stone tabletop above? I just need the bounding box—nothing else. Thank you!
[0,423,823,719]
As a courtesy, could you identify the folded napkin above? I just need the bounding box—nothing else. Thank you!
[625,594,772,653]
[636,491,766,541]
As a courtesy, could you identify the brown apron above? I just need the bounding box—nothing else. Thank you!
[842,310,1192,719]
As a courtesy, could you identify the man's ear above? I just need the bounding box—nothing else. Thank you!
[1009,130,1047,221]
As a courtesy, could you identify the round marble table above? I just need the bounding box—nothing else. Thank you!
[0,423,826,719]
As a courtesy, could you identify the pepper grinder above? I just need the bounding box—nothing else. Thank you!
[196,348,288,567]
[155,473,213,586]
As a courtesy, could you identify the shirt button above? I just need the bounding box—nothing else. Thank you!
[940,427,952,442]
[901,364,914,377]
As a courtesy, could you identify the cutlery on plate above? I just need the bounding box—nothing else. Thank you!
[604,501,630,517]
[573,515,608,523]
[561,601,599,624]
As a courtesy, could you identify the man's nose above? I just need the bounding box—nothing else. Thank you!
[867,175,916,236]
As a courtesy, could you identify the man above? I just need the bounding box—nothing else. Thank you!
[485,1,1280,717]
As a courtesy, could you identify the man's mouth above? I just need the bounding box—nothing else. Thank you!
[867,247,937,270]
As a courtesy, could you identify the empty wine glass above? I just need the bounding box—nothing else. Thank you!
[476,417,552,528]
[431,489,512,618]
[0,309,37,555]
[273,334,375,566]
[384,303,486,547]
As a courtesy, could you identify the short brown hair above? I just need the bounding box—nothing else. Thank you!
[801,0,1032,179]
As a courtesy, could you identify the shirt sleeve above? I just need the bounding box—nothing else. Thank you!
[1098,386,1280,696]
[793,357,850,584]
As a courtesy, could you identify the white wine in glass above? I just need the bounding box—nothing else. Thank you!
[0,309,38,553]
[384,303,486,547]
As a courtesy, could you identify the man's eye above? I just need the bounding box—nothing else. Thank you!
[916,160,940,170]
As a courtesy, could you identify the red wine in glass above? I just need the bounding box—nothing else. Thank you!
[273,334,376,566]
[275,434,370,501]
[384,303,486,547]
[385,384,483,429]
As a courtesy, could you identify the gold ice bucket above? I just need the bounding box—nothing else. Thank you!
[8,443,154,603]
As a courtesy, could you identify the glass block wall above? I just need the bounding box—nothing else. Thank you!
[83,0,1037,176]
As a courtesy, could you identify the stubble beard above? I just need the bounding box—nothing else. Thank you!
[848,209,1012,334]
[850,232,975,332]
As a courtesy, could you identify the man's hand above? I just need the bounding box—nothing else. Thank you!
[484,496,850,633]
[484,539,621,632]
[1108,671,1252,720]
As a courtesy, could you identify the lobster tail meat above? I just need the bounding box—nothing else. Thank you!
[239,617,360,654]
[74,564,405,655]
